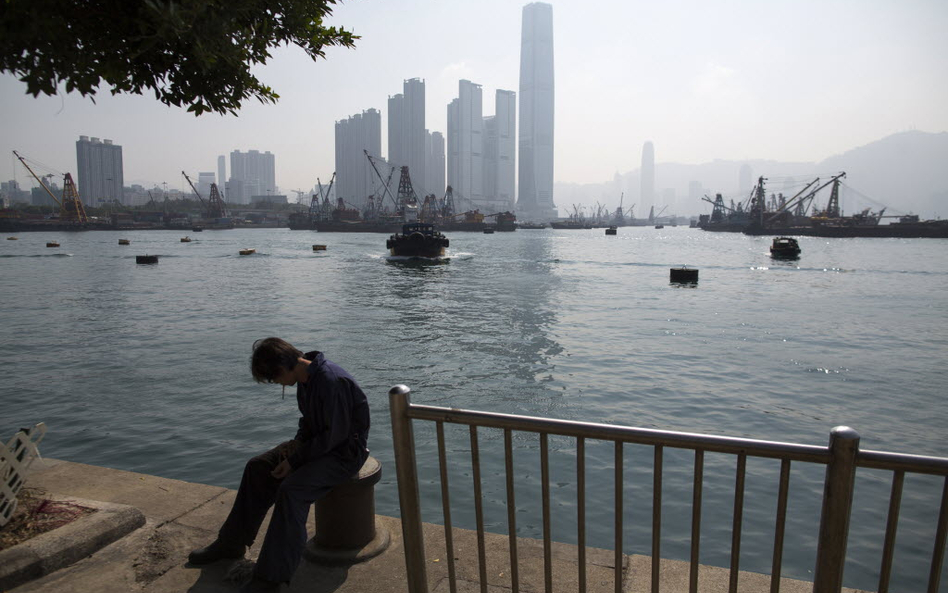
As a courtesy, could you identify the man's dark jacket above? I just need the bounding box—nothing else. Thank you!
[287,351,370,470]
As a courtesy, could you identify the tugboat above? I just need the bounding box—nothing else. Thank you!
[770,236,801,259]
[386,223,449,257]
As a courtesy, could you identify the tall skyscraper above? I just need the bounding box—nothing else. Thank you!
[493,90,516,211]
[228,150,275,204]
[196,172,215,200]
[217,155,226,199]
[516,2,556,221]
[483,90,517,212]
[640,141,654,213]
[739,164,753,197]
[335,109,382,210]
[75,136,124,206]
[447,80,484,211]
[425,131,446,199]
[387,78,426,197]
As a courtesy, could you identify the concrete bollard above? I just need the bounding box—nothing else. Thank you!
[304,456,390,564]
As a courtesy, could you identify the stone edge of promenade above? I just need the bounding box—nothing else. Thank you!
[5,458,869,593]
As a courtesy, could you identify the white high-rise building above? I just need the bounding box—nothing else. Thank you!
[335,109,382,210]
[447,80,484,211]
[217,156,226,199]
[196,172,215,200]
[739,163,753,197]
[487,90,516,212]
[425,131,446,199]
[641,141,655,213]
[387,78,426,197]
[516,2,556,221]
[76,136,124,206]
[228,150,275,204]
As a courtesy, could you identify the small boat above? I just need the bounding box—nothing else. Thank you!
[386,223,449,257]
[483,227,495,234]
[239,248,256,255]
[518,222,547,230]
[180,236,192,243]
[6,237,18,241]
[670,266,699,284]
[770,236,801,259]
[605,226,617,235]
[312,244,327,251]
[46,241,60,248]
[136,255,159,264]
[654,224,664,229]
[192,227,204,232]
[118,239,130,245]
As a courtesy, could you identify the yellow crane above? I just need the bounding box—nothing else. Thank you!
[12,151,88,223]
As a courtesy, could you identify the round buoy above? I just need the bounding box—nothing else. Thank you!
[670,267,698,283]
[136,255,159,264]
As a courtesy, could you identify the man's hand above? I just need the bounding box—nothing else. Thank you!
[271,459,292,479]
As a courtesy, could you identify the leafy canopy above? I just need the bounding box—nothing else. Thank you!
[0,0,357,115]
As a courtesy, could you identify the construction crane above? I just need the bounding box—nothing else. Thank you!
[364,150,400,211]
[13,150,88,223]
[181,171,228,219]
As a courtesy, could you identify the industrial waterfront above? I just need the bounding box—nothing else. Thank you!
[1,227,946,590]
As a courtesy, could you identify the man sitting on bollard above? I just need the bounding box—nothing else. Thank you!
[189,337,371,592]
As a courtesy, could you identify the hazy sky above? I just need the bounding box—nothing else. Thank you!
[1,0,946,195]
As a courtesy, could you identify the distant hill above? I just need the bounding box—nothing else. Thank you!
[817,131,948,217]
[553,131,948,219]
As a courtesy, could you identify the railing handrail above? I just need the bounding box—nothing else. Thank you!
[406,403,948,476]
[408,402,831,463]
[857,449,948,475]
[390,387,948,593]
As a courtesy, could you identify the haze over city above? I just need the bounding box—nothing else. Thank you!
[2,0,946,212]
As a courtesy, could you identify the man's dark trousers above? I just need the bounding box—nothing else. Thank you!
[218,442,364,582]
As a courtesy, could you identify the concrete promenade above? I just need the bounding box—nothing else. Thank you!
[5,458,868,593]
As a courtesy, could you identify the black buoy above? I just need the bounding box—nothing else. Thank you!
[670,266,698,283]
[136,255,159,264]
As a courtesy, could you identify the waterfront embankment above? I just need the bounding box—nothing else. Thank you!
[4,458,871,593]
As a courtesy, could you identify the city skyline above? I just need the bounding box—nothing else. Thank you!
[0,0,946,204]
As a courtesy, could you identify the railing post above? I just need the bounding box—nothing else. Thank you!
[390,384,428,593]
[813,426,860,593]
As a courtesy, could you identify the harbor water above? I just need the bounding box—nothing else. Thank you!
[2,227,946,590]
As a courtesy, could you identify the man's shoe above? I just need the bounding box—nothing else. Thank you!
[187,538,246,565]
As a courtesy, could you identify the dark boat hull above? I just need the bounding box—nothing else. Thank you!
[389,244,446,257]
[387,224,449,257]
[746,223,948,239]
[315,221,403,233]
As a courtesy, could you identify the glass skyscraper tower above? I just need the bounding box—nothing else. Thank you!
[516,2,556,222]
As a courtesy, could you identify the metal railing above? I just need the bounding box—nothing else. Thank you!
[389,385,948,593]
